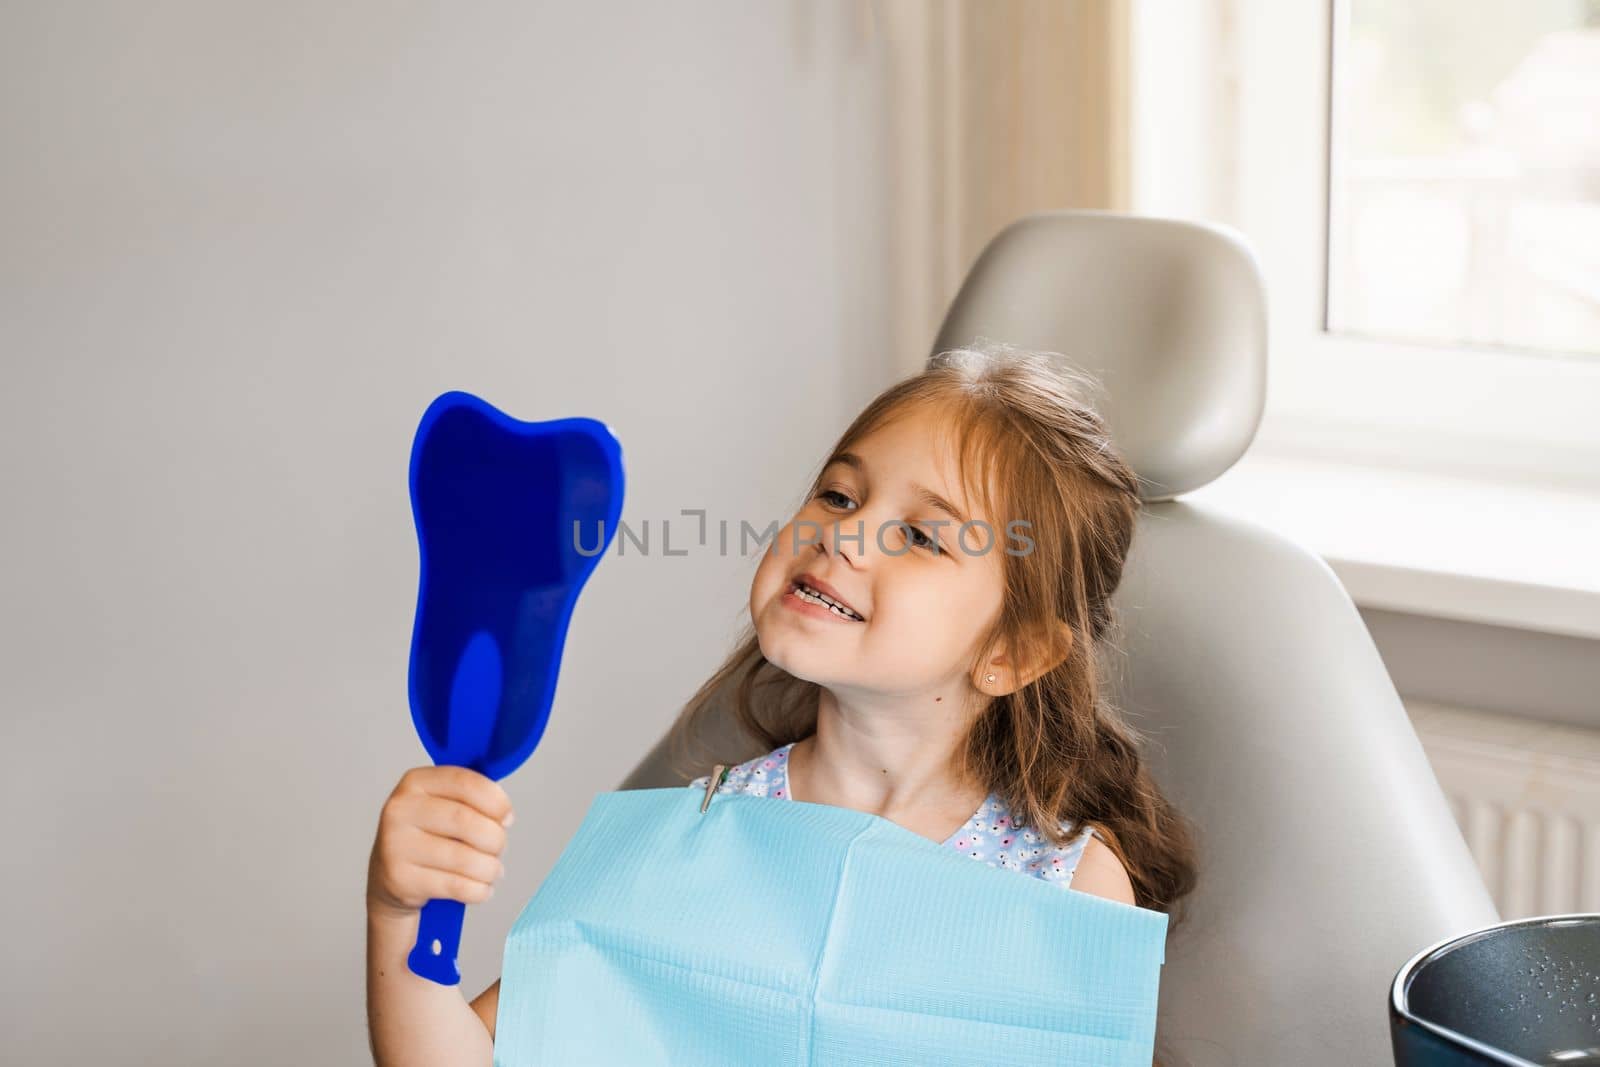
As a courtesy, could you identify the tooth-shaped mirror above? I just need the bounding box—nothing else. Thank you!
[403,390,624,986]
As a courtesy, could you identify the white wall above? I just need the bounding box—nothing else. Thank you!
[0,3,895,1062]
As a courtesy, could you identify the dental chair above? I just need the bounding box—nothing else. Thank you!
[619,210,1500,1066]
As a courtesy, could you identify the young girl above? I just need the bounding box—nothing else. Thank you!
[365,341,1198,1066]
[675,340,1198,908]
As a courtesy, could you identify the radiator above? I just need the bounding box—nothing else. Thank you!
[1408,700,1600,919]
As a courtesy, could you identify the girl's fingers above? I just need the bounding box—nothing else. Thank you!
[405,862,496,906]
[407,826,506,887]
[404,795,509,857]
[402,765,514,828]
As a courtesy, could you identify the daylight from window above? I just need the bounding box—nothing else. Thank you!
[1329,0,1600,357]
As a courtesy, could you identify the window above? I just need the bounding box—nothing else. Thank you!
[1132,0,1600,484]
[1328,1,1600,358]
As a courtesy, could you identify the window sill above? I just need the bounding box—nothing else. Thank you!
[1182,450,1600,642]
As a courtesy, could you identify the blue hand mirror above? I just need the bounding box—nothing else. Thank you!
[404,390,624,985]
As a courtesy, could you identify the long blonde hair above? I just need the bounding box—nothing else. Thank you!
[666,339,1199,921]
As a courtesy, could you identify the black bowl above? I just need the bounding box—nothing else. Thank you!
[1391,913,1600,1066]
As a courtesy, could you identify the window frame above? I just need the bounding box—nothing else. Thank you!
[1136,0,1600,487]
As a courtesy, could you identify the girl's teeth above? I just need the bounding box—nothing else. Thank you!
[795,586,860,620]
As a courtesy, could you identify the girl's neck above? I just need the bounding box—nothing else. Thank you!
[787,716,989,846]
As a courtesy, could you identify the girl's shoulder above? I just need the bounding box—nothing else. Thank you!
[686,742,793,799]
[1064,827,1136,904]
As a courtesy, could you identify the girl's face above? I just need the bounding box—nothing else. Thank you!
[749,404,1007,698]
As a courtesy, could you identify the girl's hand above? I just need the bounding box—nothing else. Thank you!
[367,765,515,923]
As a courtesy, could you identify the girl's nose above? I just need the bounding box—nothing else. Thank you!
[820,505,904,566]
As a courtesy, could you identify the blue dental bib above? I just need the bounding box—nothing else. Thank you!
[494,784,1168,1066]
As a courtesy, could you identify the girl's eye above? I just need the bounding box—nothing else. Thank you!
[815,489,941,553]
[818,489,855,510]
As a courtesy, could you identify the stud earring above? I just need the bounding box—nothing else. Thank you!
[985,674,996,684]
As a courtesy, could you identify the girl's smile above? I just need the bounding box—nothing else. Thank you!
[782,576,867,623]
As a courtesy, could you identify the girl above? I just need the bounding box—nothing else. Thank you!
[365,340,1199,1066]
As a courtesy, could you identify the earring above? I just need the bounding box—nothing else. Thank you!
[985,674,996,684]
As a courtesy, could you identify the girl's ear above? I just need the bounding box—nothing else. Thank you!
[977,621,1074,695]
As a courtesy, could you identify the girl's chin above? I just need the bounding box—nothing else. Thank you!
[754,633,837,681]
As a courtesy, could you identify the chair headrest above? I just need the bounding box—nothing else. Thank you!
[931,211,1267,502]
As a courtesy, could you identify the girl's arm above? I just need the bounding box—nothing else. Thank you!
[469,979,500,1039]
[366,908,494,1067]
[366,765,513,1066]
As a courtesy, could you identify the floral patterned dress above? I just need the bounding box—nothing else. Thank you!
[689,741,1099,890]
